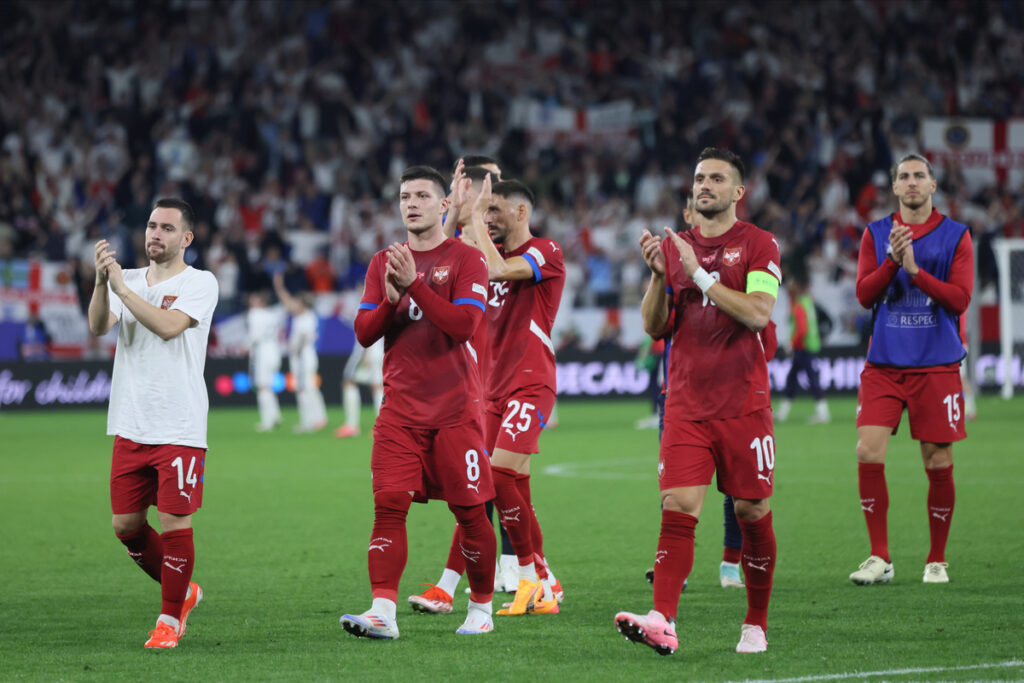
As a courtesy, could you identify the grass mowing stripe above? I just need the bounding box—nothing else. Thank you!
[735,658,1024,682]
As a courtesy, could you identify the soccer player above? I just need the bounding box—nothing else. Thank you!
[409,176,566,617]
[440,160,523,593]
[272,273,327,433]
[88,197,218,649]
[247,289,284,432]
[645,192,746,590]
[776,275,831,424]
[339,166,497,639]
[849,153,973,586]
[334,336,384,438]
[615,148,782,656]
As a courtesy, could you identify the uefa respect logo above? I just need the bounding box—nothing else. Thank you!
[212,372,323,396]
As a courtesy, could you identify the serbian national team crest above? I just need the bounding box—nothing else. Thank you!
[160,295,178,310]
[432,266,450,285]
[723,247,743,266]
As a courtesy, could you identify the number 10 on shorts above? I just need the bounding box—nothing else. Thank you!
[749,435,775,482]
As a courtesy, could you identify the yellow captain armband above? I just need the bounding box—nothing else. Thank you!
[746,270,779,297]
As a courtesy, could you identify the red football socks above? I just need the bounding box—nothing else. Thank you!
[444,524,466,575]
[858,462,890,561]
[738,511,776,631]
[159,528,195,619]
[652,510,697,621]
[116,523,163,582]
[926,465,955,563]
[448,503,496,604]
[722,545,742,565]
[492,466,534,566]
[515,473,550,579]
[368,491,412,602]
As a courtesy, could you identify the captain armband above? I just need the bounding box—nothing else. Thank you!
[746,270,780,298]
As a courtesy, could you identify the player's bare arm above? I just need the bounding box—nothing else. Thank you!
[639,229,670,337]
[106,262,196,341]
[88,239,118,336]
[442,159,469,239]
[272,272,305,315]
[662,227,774,331]
[464,175,534,282]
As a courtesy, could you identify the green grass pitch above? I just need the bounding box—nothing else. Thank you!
[1,396,1022,681]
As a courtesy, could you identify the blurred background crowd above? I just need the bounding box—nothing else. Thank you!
[2,0,1023,355]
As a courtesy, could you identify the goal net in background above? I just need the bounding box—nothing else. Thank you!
[994,238,1024,399]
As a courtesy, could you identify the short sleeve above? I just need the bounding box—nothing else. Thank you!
[522,240,565,283]
[169,270,219,325]
[108,283,124,321]
[749,231,783,284]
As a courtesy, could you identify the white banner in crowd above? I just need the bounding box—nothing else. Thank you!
[922,117,1024,191]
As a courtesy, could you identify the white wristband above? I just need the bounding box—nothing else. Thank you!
[692,267,715,293]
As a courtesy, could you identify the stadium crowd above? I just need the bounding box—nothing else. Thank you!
[2,0,1022,341]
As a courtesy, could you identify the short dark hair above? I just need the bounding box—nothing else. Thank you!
[399,165,447,197]
[455,155,500,173]
[153,197,195,232]
[464,166,499,184]
[491,180,535,209]
[696,147,745,182]
[890,153,935,184]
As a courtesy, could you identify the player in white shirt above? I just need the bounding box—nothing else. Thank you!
[273,273,328,433]
[334,335,384,438]
[88,197,218,650]
[247,289,285,432]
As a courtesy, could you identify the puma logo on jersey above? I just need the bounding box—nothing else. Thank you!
[164,561,186,574]
[466,481,481,494]
[368,537,392,552]
[701,252,717,266]
[179,490,192,502]
[503,427,520,442]
[757,472,773,485]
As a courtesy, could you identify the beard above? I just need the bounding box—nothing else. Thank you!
[147,243,177,264]
[695,195,731,219]
[899,195,929,212]
[486,224,507,245]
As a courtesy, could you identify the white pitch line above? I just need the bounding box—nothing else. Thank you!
[733,659,1024,683]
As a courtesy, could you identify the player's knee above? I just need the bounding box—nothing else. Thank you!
[855,439,884,463]
[733,499,769,521]
[449,503,488,530]
[111,514,143,536]
[373,491,413,520]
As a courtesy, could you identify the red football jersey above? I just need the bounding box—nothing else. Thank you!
[661,221,781,420]
[361,238,489,427]
[484,237,565,400]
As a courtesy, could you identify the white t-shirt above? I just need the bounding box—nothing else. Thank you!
[289,309,318,355]
[107,266,219,449]
[247,306,284,356]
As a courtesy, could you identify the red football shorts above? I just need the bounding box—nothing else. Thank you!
[110,436,206,515]
[659,407,775,500]
[485,386,556,454]
[371,419,495,506]
[857,366,967,442]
